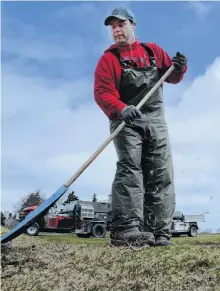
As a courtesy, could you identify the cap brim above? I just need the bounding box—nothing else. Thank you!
[104,15,127,26]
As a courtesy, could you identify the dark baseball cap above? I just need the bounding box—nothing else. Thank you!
[104,7,136,26]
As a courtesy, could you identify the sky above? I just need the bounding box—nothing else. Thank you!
[1,1,220,231]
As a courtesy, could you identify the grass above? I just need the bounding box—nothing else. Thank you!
[1,227,220,291]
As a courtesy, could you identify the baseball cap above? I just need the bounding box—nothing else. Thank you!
[104,7,136,26]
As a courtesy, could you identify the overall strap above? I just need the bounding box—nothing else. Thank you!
[109,48,138,68]
[110,48,121,59]
[140,43,157,66]
[109,44,157,67]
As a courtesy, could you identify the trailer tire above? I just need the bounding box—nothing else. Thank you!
[25,222,40,236]
[92,223,106,238]
[188,226,198,237]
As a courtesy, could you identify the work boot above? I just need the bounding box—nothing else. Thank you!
[155,236,174,247]
[109,227,155,247]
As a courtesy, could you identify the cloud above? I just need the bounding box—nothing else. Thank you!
[1,17,91,84]
[164,57,220,230]
[1,3,131,80]
[2,37,79,61]
[188,1,213,20]
[50,2,97,20]
[177,1,216,37]
[2,16,88,64]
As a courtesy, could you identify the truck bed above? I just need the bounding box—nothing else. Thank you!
[183,214,205,223]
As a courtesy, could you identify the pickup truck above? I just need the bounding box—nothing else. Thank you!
[170,211,205,237]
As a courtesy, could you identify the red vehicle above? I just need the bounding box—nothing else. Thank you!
[19,201,110,238]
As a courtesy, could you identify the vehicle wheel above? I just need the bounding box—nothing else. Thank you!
[25,222,40,236]
[91,223,106,238]
[188,226,198,237]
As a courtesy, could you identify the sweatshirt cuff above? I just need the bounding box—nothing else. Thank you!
[116,102,127,115]
[173,64,187,74]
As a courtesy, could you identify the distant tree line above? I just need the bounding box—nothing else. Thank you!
[62,191,79,205]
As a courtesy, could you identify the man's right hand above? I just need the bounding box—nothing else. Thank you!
[120,105,142,124]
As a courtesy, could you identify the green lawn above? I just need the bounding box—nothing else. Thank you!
[1,228,220,291]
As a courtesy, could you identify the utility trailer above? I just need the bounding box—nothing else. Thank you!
[170,211,205,237]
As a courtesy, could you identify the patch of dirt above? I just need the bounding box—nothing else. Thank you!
[1,243,48,279]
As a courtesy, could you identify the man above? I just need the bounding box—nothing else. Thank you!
[94,7,187,247]
[73,201,82,230]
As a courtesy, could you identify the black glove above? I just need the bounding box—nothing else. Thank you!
[120,105,142,124]
[172,52,187,71]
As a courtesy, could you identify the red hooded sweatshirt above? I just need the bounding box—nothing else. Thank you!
[94,40,187,120]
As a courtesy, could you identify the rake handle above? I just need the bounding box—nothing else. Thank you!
[64,65,175,187]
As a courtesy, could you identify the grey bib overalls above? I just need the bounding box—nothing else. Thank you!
[109,44,175,238]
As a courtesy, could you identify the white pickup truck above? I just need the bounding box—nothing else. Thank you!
[170,211,205,237]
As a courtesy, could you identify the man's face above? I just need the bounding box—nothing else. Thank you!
[110,19,135,45]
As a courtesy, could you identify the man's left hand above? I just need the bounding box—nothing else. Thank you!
[172,52,187,71]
